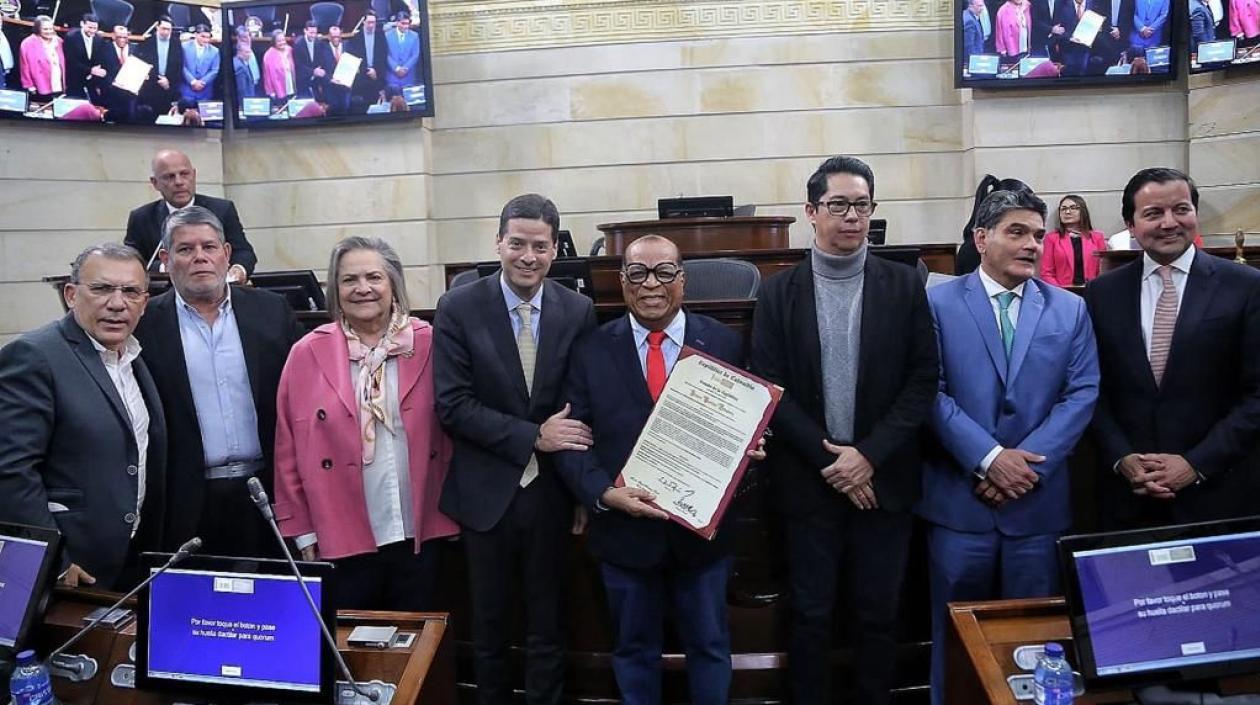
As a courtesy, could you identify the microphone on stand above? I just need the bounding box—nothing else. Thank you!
[47,537,202,666]
[245,478,381,703]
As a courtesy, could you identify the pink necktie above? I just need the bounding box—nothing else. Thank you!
[1149,265,1177,385]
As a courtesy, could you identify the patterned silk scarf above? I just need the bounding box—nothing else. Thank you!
[342,307,415,464]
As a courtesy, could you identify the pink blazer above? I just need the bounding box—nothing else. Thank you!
[273,319,459,560]
[1231,0,1260,38]
[262,46,295,99]
[19,35,65,95]
[995,2,1032,56]
[1040,230,1108,286]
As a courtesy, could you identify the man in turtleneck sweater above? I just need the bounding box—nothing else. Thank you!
[751,156,939,705]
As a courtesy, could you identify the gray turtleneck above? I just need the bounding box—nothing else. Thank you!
[812,242,866,443]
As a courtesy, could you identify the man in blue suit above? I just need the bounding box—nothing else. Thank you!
[556,234,750,705]
[385,12,421,91]
[920,188,1099,705]
[962,0,988,64]
[181,24,220,103]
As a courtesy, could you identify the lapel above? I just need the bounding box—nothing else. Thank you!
[153,292,198,426]
[1115,258,1157,390]
[609,315,654,409]
[532,281,563,402]
[230,288,265,411]
[855,255,884,399]
[480,274,530,403]
[1007,279,1045,384]
[963,273,1010,386]
[60,316,134,432]
[311,325,357,417]
[1165,249,1218,384]
[398,320,433,404]
[788,259,825,393]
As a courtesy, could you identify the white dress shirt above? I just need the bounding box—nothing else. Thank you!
[86,332,149,535]
[1140,246,1195,360]
[976,267,1027,474]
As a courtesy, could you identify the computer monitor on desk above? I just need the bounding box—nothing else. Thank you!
[1059,516,1260,692]
[249,271,327,312]
[136,554,336,702]
[0,522,61,652]
[475,260,595,300]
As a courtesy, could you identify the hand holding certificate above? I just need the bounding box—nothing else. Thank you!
[1070,10,1105,47]
[615,348,782,539]
[113,56,152,95]
[331,52,362,88]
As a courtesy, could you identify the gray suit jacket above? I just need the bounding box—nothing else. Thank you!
[0,314,167,589]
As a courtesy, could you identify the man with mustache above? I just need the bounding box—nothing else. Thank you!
[920,188,1099,703]
[133,206,304,558]
[434,194,596,705]
[1086,167,1260,529]
[0,243,166,591]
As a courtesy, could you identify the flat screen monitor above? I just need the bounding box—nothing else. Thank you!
[1197,39,1237,66]
[136,554,336,703]
[223,0,435,128]
[0,522,61,652]
[248,270,326,311]
[475,259,595,300]
[0,1,227,127]
[657,196,734,219]
[866,218,888,246]
[1059,516,1260,690]
[868,245,920,270]
[955,0,1176,88]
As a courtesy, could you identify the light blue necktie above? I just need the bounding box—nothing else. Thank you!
[996,291,1017,359]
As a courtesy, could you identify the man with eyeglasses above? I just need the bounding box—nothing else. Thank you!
[751,155,938,705]
[435,194,596,705]
[0,243,167,592]
[133,206,305,559]
[555,234,755,705]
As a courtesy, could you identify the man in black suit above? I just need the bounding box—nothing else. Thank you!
[63,13,107,100]
[134,206,304,558]
[321,25,351,114]
[347,10,389,109]
[136,16,185,117]
[292,20,328,100]
[1086,167,1260,529]
[125,149,257,277]
[435,194,597,705]
[751,156,939,705]
[555,235,751,705]
[0,243,166,591]
[1091,0,1136,66]
[99,23,138,122]
[1031,0,1065,57]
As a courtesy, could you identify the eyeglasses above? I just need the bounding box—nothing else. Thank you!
[622,262,682,285]
[1059,204,1081,212]
[83,283,149,302]
[814,199,877,217]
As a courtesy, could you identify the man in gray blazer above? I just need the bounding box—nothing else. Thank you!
[0,243,166,591]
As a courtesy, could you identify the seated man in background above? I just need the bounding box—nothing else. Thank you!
[125,148,256,277]
[0,243,166,591]
[180,24,220,103]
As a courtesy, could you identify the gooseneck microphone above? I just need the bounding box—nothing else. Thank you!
[245,477,381,703]
[48,537,203,664]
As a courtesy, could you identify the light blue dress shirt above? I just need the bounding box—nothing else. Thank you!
[500,273,543,341]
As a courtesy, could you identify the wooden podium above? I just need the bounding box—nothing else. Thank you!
[596,216,794,254]
[31,588,454,705]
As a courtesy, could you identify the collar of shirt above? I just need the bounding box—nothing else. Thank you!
[164,195,197,215]
[86,330,143,367]
[629,309,686,354]
[175,284,232,322]
[977,266,1027,300]
[1142,245,1196,281]
[499,272,543,315]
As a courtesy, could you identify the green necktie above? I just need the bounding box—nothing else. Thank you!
[996,291,1016,359]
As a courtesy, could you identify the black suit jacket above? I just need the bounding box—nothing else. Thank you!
[555,312,742,569]
[347,29,389,97]
[1086,252,1260,525]
[0,315,166,589]
[63,29,108,99]
[124,193,257,275]
[133,286,305,549]
[292,37,325,97]
[434,275,597,531]
[750,252,938,516]
[1031,0,1065,56]
[135,36,185,109]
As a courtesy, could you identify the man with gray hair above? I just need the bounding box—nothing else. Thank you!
[0,243,167,591]
[918,188,1099,703]
[134,205,304,558]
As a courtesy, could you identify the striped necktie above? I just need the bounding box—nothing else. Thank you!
[516,302,539,487]
[1149,265,1178,385]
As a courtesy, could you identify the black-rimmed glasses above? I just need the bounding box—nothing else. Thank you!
[622,262,682,284]
[814,198,877,217]
[83,283,149,302]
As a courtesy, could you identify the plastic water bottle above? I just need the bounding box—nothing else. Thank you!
[8,650,57,705]
[1033,642,1074,704]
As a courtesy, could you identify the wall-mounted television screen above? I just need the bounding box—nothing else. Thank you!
[1186,0,1260,73]
[222,0,433,127]
[955,0,1177,88]
[0,0,227,127]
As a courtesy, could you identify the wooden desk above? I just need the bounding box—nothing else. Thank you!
[597,216,794,254]
[33,587,454,705]
[947,597,1260,705]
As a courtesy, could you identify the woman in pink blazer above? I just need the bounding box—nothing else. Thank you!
[261,29,296,101]
[274,236,458,610]
[1040,194,1108,287]
[18,15,66,99]
[995,0,1033,61]
[1231,0,1260,41]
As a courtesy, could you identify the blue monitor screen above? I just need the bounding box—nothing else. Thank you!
[1069,530,1260,678]
[145,568,325,693]
[968,54,1000,75]
[1145,46,1172,68]
[0,534,52,648]
[1197,40,1236,64]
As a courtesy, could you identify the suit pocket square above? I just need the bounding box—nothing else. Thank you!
[47,502,71,513]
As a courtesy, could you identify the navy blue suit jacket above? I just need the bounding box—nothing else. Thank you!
[555,312,742,570]
[920,273,1099,536]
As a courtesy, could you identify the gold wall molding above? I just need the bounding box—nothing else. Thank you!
[429,0,951,55]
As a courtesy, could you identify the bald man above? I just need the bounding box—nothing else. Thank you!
[124,149,256,278]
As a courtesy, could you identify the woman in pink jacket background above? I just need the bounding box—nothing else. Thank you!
[995,0,1033,62]
[262,29,296,101]
[1040,194,1108,287]
[1232,0,1260,44]
[274,236,458,610]
[19,15,66,100]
